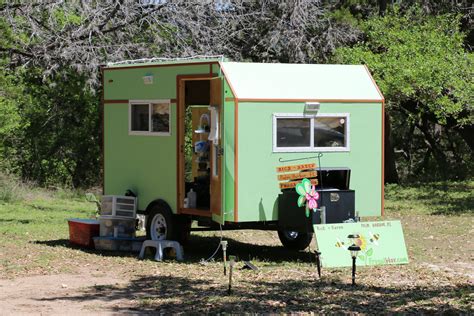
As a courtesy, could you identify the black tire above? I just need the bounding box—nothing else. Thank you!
[278,230,313,251]
[146,202,191,243]
[146,203,176,241]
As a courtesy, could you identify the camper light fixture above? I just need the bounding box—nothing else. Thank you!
[347,234,361,286]
[304,102,320,114]
[143,74,154,85]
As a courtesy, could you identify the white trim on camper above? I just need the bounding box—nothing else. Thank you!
[129,99,171,136]
[272,112,350,153]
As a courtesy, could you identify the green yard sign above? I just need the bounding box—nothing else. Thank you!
[313,221,409,268]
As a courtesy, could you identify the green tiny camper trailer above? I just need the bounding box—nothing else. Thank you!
[102,58,384,249]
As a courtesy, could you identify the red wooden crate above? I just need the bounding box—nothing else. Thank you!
[68,219,100,248]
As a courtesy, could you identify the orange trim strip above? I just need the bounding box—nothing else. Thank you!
[237,98,383,103]
[364,65,385,102]
[176,76,181,215]
[234,98,239,222]
[104,99,177,104]
[103,61,219,71]
[381,100,385,216]
[225,97,234,102]
[104,99,128,104]
[364,65,385,216]
[100,66,105,195]
[175,73,217,216]
[218,61,239,99]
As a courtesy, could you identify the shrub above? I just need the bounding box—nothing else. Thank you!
[0,172,25,203]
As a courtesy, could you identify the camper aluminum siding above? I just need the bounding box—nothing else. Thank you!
[102,60,384,224]
[220,62,384,221]
[102,61,220,214]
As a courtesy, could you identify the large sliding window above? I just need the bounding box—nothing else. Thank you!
[129,100,171,136]
[273,113,350,152]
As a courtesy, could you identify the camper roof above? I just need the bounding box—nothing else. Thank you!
[220,62,384,102]
[104,58,383,102]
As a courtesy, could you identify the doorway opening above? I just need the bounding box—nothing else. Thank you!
[181,80,211,214]
[178,77,222,217]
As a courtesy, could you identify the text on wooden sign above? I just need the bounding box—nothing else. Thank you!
[280,179,319,189]
[277,171,317,181]
[276,163,316,173]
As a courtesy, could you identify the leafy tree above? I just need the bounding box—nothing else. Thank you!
[2,68,100,187]
[334,8,473,181]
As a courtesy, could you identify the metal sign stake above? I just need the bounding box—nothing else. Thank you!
[221,241,228,276]
[228,255,236,295]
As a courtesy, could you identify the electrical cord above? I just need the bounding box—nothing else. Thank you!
[200,223,223,264]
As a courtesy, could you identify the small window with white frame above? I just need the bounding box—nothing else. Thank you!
[273,113,350,152]
[129,100,171,135]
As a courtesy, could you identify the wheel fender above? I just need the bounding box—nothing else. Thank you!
[145,199,172,216]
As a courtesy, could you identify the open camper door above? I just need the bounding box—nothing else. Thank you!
[209,78,223,223]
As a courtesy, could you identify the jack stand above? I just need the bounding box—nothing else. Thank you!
[221,240,228,275]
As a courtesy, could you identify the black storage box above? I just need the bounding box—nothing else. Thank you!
[278,190,355,232]
[277,167,355,232]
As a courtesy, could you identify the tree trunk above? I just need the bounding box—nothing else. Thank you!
[453,124,474,151]
[416,118,449,180]
[384,112,399,183]
[378,0,387,16]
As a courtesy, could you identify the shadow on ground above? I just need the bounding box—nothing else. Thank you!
[37,273,472,314]
[33,234,315,263]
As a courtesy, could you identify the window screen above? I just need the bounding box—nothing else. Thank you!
[274,113,349,152]
[276,118,311,147]
[314,117,346,147]
[129,100,171,135]
[151,103,170,133]
[131,104,149,131]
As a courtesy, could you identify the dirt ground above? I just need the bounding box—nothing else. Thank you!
[0,182,473,314]
[0,231,472,315]
[0,267,129,315]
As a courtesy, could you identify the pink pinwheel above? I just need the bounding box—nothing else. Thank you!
[296,178,320,217]
[306,186,319,210]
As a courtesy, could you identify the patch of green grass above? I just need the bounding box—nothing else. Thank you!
[0,181,472,313]
[385,181,473,216]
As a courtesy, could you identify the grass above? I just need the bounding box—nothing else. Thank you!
[0,180,472,313]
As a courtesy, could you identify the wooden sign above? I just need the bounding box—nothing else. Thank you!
[276,163,316,173]
[277,171,317,181]
[280,179,318,189]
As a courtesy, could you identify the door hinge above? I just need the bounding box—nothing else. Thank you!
[218,147,224,156]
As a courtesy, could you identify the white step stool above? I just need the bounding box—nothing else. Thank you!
[138,240,184,261]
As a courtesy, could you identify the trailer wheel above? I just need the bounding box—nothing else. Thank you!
[277,230,313,251]
[146,205,175,241]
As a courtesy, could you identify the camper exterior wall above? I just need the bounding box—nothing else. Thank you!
[103,64,211,212]
[236,102,383,222]
[102,61,383,224]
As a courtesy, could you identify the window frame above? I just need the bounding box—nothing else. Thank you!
[128,99,171,136]
[272,112,350,153]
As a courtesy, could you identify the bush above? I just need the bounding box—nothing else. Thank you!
[0,172,25,203]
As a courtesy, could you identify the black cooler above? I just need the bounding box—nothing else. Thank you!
[278,168,355,232]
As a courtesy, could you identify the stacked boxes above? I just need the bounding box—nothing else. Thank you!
[99,196,137,238]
